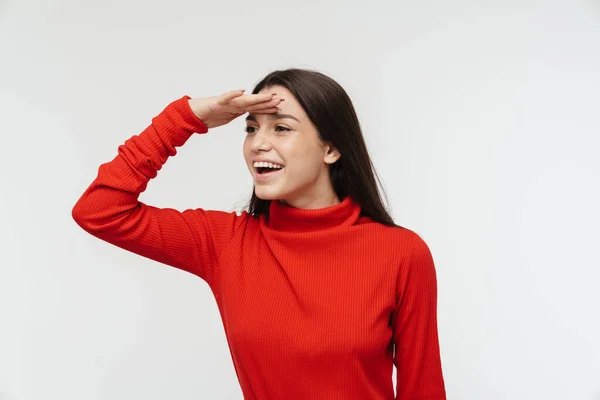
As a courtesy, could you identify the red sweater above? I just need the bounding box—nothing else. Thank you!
[72,96,446,399]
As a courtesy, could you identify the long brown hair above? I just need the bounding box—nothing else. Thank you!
[246,68,399,227]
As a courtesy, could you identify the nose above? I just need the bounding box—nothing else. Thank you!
[250,129,272,152]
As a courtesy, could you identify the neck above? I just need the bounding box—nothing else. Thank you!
[279,180,341,210]
[265,196,360,233]
[279,195,341,210]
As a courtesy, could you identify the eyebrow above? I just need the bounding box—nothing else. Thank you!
[245,113,300,123]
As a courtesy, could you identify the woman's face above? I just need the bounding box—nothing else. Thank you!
[242,85,340,209]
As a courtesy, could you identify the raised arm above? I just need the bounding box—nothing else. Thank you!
[72,91,283,285]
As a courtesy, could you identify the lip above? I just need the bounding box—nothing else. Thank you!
[254,167,284,183]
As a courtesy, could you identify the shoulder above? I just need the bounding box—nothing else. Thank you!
[364,221,437,291]
[358,217,430,250]
[359,218,435,274]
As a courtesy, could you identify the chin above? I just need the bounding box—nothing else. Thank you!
[254,186,285,201]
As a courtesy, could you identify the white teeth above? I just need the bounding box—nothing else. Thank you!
[253,161,283,169]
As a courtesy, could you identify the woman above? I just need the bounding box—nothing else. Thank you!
[72,68,446,399]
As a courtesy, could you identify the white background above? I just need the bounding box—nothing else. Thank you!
[1,0,599,398]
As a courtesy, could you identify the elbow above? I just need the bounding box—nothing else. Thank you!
[71,196,103,234]
[71,195,136,238]
[71,198,91,231]
[71,202,108,238]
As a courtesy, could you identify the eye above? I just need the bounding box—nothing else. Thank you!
[245,125,290,134]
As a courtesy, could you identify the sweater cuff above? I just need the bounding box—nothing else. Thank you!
[151,95,209,147]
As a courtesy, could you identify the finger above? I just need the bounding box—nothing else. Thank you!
[244,98,284,112]
[249,107,280,114]
[231,93,276,108]
[219,90,246,104]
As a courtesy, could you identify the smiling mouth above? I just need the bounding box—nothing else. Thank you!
[256,166,283,174]
[255,166,284,179]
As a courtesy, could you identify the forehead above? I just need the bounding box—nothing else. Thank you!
[251,85,318,132]
[252,85,320,134]
[258,85,303,113]
[258,84,291,97]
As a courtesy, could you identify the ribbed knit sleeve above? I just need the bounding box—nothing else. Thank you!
[72,96,242,286]
[393,232,446,399]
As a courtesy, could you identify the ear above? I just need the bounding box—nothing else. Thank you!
[324,144,341,165]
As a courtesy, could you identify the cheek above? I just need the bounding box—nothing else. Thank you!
[242,138,252,162]
[280,137,321,162]
[282,149,325,180]
[242,136,251,152]
[293,144,324,168]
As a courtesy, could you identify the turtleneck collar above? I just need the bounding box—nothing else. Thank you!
[263,196,362,233]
